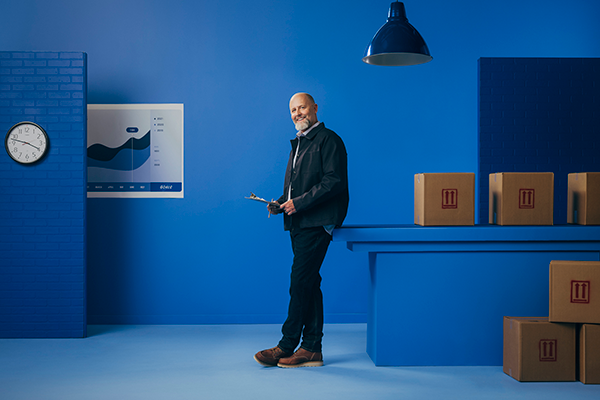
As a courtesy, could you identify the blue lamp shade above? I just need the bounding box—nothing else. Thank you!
[363,2,432,66]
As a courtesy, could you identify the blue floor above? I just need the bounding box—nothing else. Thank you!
[0,324,598,400]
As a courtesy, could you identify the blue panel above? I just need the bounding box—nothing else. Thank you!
[370,251,598,366]
[478,58,600,225]
[334,225,600,365]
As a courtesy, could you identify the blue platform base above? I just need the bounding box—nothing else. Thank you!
[333,225,600,366]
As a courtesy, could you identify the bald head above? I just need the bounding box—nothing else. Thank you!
[289,92,315,107]
[289,93,318,132]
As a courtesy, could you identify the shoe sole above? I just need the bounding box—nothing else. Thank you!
[277,361,324,368]
[253,355,278,367]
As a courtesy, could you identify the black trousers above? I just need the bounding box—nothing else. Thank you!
[278,226,331,353]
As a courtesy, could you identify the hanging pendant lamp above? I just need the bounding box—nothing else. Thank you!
[363,1,432,66]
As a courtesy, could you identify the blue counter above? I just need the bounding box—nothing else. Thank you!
[333,225,600,366]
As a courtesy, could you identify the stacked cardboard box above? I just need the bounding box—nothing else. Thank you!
[504,260,600,383]
[503,316,576,382]
[579,324,600,384]
[414,173,475,226]
[549,261,600,324]
[489,172,554,225]
[568,172,600,225]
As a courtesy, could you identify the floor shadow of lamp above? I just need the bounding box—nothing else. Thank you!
[363,1,432,66]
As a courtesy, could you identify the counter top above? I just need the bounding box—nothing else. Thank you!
[333,224,600,252]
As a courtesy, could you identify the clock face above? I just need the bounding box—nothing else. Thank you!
[5,122,49,164]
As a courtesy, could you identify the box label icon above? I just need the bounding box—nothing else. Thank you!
[539,339,557,362]
[519,188,535,209]
[571,280,590,304]
[441,189,458,209]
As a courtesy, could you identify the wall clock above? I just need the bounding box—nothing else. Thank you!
[4,122,49,164]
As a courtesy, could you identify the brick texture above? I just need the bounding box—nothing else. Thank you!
[0,52,87,338]
[478,58,600,224]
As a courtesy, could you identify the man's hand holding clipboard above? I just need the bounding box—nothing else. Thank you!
[245,192,282,218]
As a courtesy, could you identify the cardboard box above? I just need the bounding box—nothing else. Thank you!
[579,324,600,384]
[568,172,600,225]
[503,316,576,382]
[489,172,554,225]
[550,260,600,324]
[414,173,475,226]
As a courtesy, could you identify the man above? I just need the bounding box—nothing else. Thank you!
[254,93,349,368]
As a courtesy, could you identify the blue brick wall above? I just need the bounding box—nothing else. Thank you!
[0,52,87,338]
[478,58,600,224]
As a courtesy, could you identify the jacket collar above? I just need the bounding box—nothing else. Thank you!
[291,122,324,144]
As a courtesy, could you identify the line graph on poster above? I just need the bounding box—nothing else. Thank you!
[87,104,183,198]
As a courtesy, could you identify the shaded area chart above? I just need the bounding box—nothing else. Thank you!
[87,131,151,170]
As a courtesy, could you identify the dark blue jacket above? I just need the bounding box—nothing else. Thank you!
[277,123,349,231]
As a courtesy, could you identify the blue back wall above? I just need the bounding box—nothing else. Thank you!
[1,0,600,324]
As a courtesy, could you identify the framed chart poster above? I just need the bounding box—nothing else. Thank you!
[87,104,183,198]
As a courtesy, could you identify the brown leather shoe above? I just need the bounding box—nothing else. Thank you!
[254,346,292,367]
[277,347,323,368]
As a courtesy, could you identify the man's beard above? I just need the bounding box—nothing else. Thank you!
[294,117,312,132]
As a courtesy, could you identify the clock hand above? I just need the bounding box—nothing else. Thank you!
[25,142,40,151]
[13,139,40,151]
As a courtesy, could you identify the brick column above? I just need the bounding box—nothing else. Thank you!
[0,51,87,338]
